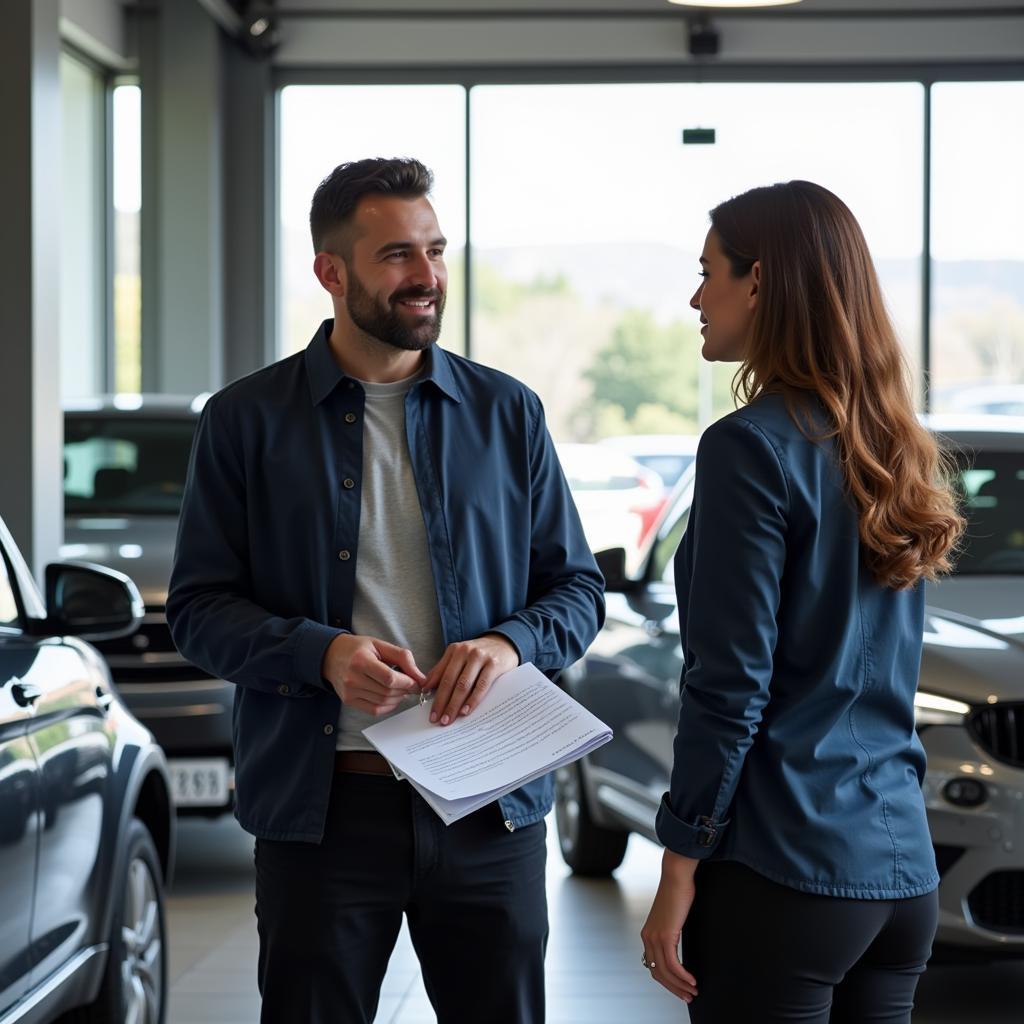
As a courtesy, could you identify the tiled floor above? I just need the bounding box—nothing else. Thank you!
[166,815,1024,1023]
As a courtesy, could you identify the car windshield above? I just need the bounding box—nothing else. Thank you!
[633,453,695,489]
[64,416,196,516]
[952,449,1024,576]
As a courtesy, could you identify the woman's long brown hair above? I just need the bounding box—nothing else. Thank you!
[710,181,964,589]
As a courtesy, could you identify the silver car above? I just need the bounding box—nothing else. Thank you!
[62,395,235,815]
[558,416,1024,956]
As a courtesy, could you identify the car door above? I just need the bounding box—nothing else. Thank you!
[24,634,114,992]
[574,481,691,817]
[0,547,40,1016]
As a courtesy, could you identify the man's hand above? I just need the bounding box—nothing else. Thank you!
[423,634,519,726]
[321,634,426,716]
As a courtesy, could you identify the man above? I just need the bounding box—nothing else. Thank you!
[167,157,604,1023]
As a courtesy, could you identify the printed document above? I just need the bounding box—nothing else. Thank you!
[362,663,612,824]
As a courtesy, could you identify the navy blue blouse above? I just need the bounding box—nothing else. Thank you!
[656,393,938,900]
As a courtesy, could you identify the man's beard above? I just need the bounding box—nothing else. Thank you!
[344,269,445,352]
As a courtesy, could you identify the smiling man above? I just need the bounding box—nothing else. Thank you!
[166,158,604,1023]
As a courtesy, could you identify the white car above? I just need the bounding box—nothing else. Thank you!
[599,434,701,490]
[556,443,666,566]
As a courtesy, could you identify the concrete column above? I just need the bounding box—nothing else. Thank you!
[0,0,63,578]
[140,0,225,395]
[222,40,276,383]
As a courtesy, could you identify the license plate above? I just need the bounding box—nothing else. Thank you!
[169,758,231,808]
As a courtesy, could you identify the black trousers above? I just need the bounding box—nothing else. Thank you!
[254,771,548,1024]
[682,860,938,1024]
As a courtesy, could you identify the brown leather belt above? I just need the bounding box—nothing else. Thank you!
[334,750,393,776]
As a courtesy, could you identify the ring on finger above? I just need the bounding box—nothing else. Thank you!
[641,953,656,971]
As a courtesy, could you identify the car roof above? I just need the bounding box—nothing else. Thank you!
[923,414,1024,451]
[63,393,208,417]
[599,434,701,455]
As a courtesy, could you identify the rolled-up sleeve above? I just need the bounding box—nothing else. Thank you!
[166,396,342,696]
[656,416,789,858]
[489,401,605,672]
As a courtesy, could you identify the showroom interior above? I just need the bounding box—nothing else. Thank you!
[2,1,1024,1022]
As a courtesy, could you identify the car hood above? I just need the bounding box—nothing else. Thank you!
[62,516,175,608]
[920,578,1024,704]
[925,575,1024,643]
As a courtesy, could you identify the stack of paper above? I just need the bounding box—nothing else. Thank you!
[362,662,612,824]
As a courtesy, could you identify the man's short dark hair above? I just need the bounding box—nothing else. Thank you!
[309,157,434,255]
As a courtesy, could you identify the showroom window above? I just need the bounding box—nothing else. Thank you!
[112,82,142,394]
[60,52,107,400]
[470,82,923,442]
[930,81,1024,415]
[275,76,1021,433]
[277,84,467,359]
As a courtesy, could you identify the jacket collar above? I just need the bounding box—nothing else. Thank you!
[305,319,461,406]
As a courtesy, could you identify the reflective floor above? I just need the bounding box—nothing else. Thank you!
[166,815,1024,1023]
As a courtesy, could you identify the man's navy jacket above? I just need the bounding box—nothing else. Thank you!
[167,321,605,841]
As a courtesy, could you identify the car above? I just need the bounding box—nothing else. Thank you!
[557,443,667,569]
[557,416,1024,957]
[598,433,700,490]
[939,384,1024,419]
[0,512,173,1023]
[62,395,234,816]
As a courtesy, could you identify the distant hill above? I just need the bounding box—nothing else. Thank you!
[477,243,1024,323]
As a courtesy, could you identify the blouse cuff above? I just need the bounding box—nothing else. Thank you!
[655,794,729,858]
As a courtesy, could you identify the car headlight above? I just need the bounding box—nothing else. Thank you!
[914,690,971,728]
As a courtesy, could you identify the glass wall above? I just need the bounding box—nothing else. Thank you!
[60,52,106,399]
[930,82,1024,415]
[275,77,1022,431]
[470,82,923,443]
[112,83,142,394]
[278,85,467,358]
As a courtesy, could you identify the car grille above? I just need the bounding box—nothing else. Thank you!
[968,703,1024,768]
[92,607,197,681]
[967,872,1024,934]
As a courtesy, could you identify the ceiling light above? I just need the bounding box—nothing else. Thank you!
[667,1,804,8]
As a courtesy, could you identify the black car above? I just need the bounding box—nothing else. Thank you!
[0,513,173,1023]
[62,396,234,816]
[557,419,1024,955]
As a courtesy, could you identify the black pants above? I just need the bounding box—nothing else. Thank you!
[254,771,548,1024]
[683,860,938,1024]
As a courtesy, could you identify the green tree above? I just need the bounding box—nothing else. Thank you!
[583,310,701,428]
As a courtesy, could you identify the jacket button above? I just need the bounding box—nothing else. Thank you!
[338,550,350,561]
[344,412,357,424]
[323,724,335,735]
[278,684,290,695]
[343,478,355,489]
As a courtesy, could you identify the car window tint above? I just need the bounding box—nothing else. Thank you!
[635,454,695,488]
[953,452,1024,575]
[0,550,20,628]
[64,417,196,516]
[651,508,690,584]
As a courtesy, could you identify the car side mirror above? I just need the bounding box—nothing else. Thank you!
[594,546,632,593]
[41,561,144,640]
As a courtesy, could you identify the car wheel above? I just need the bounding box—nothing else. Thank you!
[68,818,167,1024]
[555,760,629,877]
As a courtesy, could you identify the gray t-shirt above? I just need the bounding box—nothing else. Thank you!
[337,371,446,751]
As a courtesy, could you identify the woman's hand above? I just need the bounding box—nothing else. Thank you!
[640,849,700,1003]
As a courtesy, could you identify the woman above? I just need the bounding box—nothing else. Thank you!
[640,181,963,1023]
